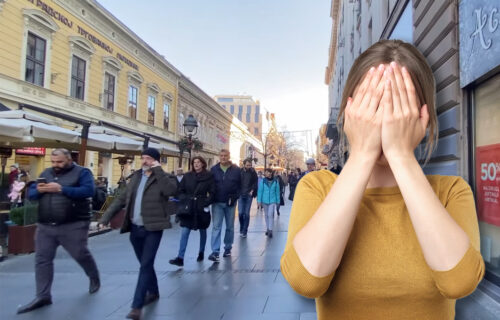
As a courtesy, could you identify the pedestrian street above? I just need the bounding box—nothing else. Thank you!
[0,193,317,320]
[1,190,498,320]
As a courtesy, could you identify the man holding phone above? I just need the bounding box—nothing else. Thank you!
[99,148,177,320]
[17,148,100,314]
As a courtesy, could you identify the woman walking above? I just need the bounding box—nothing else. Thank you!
[257,168,280,238]
[281,40,484,319]
[169,156,215,266]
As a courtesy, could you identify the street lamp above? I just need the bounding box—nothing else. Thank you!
[180,114,198,170]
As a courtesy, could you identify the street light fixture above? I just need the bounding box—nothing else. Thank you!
[181,114,198,170]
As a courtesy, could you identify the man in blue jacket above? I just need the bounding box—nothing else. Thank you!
[208,149,241,262]
[17,149,100,314]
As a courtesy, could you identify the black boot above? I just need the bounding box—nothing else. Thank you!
[197,252,204,262]
[17,297,52,314]
[169,257,184,267]
[89,276,100,294]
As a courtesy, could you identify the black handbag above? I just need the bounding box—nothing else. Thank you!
[176,184,202,218]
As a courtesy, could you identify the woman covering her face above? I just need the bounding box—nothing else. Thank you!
[280,39,484,319]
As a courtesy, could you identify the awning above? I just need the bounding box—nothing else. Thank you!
[86,126,143,153]
[0,110,80,147]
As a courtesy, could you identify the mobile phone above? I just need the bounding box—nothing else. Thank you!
[37,178,47,184]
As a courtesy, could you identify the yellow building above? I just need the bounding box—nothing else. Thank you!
[0,0,183,188]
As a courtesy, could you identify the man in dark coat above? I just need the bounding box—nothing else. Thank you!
[169,156,215,267]
[208,149,241,262]
[238,158,258,237]
[17,149,100,314]
[99,148,177,320]
[288,170,299,201]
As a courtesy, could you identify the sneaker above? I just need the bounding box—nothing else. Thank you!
[241,233,247,238]
[169,257,184,267]
[268,230,273,238]
[197,252,204,262]
[265,230,269,236]
[223,249,231,257]
[208,253,220,262]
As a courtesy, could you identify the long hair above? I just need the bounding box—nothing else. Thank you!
[337,39,438,163]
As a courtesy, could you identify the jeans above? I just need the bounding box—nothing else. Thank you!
[238,195,253,235]
[35,221,99,299]
[263,204,276,231]
[211,202,236,254]
[130,224,163,309]
[178,227,207,258]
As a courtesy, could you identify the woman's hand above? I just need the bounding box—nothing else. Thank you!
[381,62,429,161]
[344,64,386,161]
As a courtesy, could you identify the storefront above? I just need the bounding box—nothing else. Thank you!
[460,0,500,284]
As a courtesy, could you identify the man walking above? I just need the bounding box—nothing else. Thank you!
[208,149,241,262]
[17,149,100,314]
[238,158,258,238]
[99,148,177,320]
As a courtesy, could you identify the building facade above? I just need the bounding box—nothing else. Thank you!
[178,76,232,169]
[0,0,184,187]
[215,95,263,140]
[325,0,500,302]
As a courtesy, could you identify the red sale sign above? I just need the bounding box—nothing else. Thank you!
[476,143,500,226]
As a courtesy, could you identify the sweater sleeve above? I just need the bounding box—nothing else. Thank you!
[280,171,336,298]
[430,177,485,299]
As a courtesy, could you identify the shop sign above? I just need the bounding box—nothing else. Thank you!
[16,147,46,156]
[475,143,500,226]
[459,0,500,87]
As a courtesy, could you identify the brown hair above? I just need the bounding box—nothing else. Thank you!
[191,156,207,172]
[337,39,438,163]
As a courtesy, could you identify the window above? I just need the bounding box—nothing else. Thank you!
[246,105,251,122]
[70,55,86,100]
[163,103,169,130]
[230,105,234,114]
[103,72,115,111]
[238,105,243,120]
[128,86,138,119]
[474,74,500,280]
[254,128,259,135]
[148,95,156,125]
[255,105,260,123]
[25,32,46,86]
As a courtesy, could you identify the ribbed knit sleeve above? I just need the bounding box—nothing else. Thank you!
[430,177,485,299]
[280,171,336,298]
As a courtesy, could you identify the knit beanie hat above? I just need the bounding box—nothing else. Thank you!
[141,148,160,162]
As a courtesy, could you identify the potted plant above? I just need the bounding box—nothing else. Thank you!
[8,203,37,254]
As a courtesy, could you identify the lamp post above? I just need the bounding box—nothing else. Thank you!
[180,114,198,170]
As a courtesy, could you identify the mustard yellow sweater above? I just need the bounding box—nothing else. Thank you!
[281,170,484,320]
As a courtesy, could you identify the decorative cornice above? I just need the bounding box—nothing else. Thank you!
[127,70,144,84]
[23,8,60,33]
[147,83,160,94]
[69,36,96,55]
[102,56,122,71]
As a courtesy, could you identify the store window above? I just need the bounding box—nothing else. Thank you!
[474,74,500,282]
[25,32,46,86]
[103,72,115,111]
[148,95,156,126]
[128,85,138,119]
[70,55,86,100]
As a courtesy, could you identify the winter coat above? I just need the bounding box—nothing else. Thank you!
[178,170,215,230]
[211,162,241,203]
[100,166,178,233]
[257,178,280,205]
[240,167,258,197]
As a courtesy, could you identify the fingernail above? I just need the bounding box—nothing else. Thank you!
[378,64,385,71]
[402,66,407,74]
[369,67,375,74]
[390,61,397,68]
[388,66,393,74]
[383,69,388,77]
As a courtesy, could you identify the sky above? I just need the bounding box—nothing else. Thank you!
[98,0,332,137]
